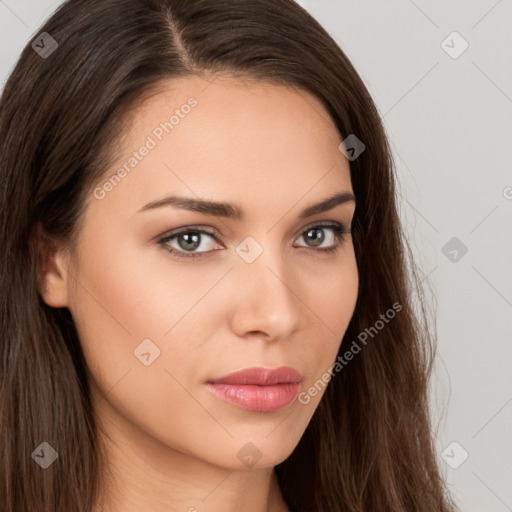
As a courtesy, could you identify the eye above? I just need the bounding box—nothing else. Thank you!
[157,227,219,260]
[294,222,350,255]
[157,222,351,261]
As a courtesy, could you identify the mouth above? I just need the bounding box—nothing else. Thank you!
[206,366,303,412]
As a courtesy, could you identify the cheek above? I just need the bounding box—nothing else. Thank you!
[67,236,216,455]
[298,249,359,395]
[70,227,224,339]
[67,230,227,406]
[319,253,359,324]
[305,246,359,338]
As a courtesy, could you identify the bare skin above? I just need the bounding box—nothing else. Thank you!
[39,75,359,512]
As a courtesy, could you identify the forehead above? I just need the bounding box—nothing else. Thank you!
[88,75,352,220]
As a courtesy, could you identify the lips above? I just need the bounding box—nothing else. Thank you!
[207,366,303,386]
[206,366,303,412]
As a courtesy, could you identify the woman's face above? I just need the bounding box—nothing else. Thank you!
[43,75,358,471]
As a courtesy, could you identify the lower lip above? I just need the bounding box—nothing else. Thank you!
[206,382,301,412]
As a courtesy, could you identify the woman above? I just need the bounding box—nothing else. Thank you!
[0,0,457,511]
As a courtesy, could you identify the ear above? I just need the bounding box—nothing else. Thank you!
[33,222,72,308]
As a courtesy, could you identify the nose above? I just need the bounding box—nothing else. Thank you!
[228,249,301,342]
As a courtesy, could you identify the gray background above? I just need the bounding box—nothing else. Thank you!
[1,1,511,510]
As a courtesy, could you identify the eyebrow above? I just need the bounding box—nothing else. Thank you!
[138,191,355,220]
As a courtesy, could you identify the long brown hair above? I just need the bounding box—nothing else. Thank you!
[0,0,457,510]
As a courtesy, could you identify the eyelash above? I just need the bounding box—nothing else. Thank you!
[157,222,351,261]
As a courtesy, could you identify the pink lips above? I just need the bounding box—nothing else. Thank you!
[206,366,303,412]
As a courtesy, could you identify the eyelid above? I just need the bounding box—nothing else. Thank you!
[297,220,350,236]
[157,224,220,241]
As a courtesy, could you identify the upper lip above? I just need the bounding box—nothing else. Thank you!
[207,366,303,386]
